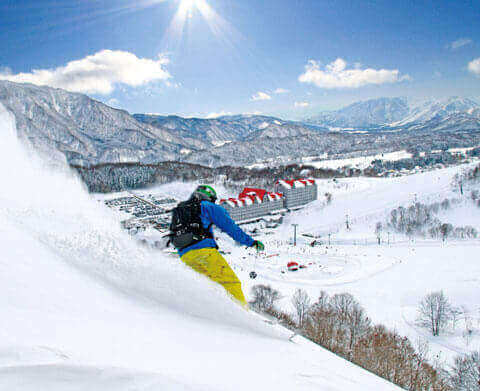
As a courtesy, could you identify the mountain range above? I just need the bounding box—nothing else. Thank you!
[133,113,322,149]
[1,80,479,168]
[307,96,480,132]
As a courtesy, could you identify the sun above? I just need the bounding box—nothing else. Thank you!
[159,0,239,54]
[178,0,210,18]
[180,0,196,10]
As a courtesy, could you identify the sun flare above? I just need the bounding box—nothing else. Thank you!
[178,0,211,18]
[157,0,241,55]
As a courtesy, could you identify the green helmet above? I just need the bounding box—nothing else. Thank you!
[193,184,217,203]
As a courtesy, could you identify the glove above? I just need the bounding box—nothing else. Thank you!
[252,240,265,252]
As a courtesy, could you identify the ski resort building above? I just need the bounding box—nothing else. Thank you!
[219,179,317,222]
[219,188,284,222]
[275,179,317,209]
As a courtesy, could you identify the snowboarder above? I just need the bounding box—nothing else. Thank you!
[169,185,264,306]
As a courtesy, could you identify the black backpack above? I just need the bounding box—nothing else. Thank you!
[169,198,213,250]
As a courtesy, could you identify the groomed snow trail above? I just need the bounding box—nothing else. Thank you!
[0,105,404,390]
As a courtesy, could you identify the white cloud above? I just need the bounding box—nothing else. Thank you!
[468,58,480,76]
[298,58,408,89]
[447,38,473,50]
[273,88,289,94]
[251,91,272,101]
[294,101,310,108]
[205,110,232,118]
[0,50,171,95]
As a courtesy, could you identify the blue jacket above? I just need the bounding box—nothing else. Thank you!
[178,201,255,257]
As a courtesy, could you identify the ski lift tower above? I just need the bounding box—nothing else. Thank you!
[292,223,299,246]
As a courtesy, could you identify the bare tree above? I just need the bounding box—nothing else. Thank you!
[451,306,463,330]
[250,284,281,313]
[440,223,453,241]
[375,222,383,245]
[302,290,452,391]
[450,351,480,391]
[346,302,370,355]
[462,307,474,347]
[330,293,370,356]
[292,289,311,328]
[330,293,356,324]
[417,291,454,336]
[314,290,330,310]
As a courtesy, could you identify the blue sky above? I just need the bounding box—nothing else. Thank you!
[1,0,479,119]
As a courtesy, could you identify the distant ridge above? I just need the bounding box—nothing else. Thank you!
[1,80,479,168]
[306,96,480,132]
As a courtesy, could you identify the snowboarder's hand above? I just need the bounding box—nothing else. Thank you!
[252,240,265,252]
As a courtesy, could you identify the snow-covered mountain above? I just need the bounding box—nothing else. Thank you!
[0,80,208,166]
[308,97,410,128]
[0,81,326,167]
[392,97,479,126]
[2,80,480,169]
[390,97,480,131]
[133,113,325,145]
[308,96,480,131]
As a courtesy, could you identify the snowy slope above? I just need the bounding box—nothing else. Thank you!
[307,97,410,128]
[0,108,403,388]
[0,80,207,166]
[237,168,480,364]
[0,81,328,167]
[147,164,480,366]
[133,113,318,145]
[391,97,479,127]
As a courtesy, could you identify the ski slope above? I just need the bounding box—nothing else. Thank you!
[241,169,480,364]
[303,150,413,170]
[0,110,405,387]
[146,164,480,366]
[281,168,464,237]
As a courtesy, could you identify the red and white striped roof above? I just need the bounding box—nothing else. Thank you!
[239,188,267,200]
[220,196,260,208]
[219,181,293,209]
[220,198,243,207]
[221,191,284,207]
[276,178,315,189]
[265,192,283,200]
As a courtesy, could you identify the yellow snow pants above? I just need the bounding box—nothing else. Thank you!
[181,248,247,307]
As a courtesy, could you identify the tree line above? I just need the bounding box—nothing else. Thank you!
[376,199,477,240]
[250,285,479,391]
[71,152,480,195]
[371,151,465,172]
[72,161,365,193]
